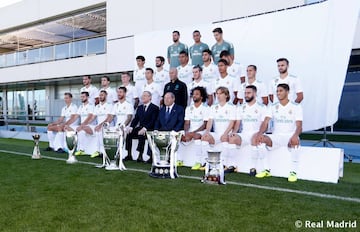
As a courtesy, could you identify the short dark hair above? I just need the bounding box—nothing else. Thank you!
[118,86,127,93]
[220,50,230,58]
[173,30,180,35]
[83,75,91,79]
[121,72,131,77]
[212,27,223,34]
[102,76,110,81]
[64,92,73,98]
[276,58,289,65]
[179,50,188,56]
[245,85,257,93]
[136,55,145,61]
[191,86,208,103]
[156,56,165,63]
[247,65,257,71]
[100,90,108,95]
[202,48,212,56]
[81,91,89,97]
[145,67,154,73]
[217,58,229,66]
[277,83,290,92]
[193,30,200,34]
[193,64,203,72]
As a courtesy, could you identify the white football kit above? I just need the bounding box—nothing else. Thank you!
[185,103,210,133]
[80,85,99,105]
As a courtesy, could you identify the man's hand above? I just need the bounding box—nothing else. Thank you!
[138,127,146,136]
[288,135,300,148]
[220,133,229,142]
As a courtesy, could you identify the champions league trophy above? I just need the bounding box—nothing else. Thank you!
[101,123,126,171]
[201,150,225,184]
[65,131,78,164]
[146,130,183,179]
[32,134,41,159]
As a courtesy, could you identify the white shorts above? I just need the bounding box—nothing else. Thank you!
[237,132,256,146]
[267,133,293,149]
[210,132,223,144]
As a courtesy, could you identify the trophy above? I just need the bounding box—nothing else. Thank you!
[102,123,126,171]
[201,150,225,184]
[146,130,183,179]
[65,131,78,164]
[32,134,41,159]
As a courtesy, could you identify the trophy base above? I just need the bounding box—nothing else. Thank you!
[201,175,225,185]
[105,162,119,171]
[95,164,106,168]
[32,154,41,159]
[149,165,178,179]
[66,156,78,164]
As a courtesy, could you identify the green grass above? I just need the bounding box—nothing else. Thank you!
[0,138,359,232]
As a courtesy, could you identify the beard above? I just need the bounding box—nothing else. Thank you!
[245,96,254,103]
[155,63,161,68]
[279,68,287,74]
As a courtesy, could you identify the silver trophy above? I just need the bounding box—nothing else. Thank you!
[102,123,126,171]
[202,150,225,184]
[146,130,183,179]
[65,131,78,164]
[32,134,41,159]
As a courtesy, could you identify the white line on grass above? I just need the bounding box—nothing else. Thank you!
[2,149,360,204]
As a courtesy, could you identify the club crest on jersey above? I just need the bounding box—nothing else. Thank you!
[289,110,292,114]
[225,110,228,115]
[190,106,194,111]
[175,85,179,90]
[255,109,258,114]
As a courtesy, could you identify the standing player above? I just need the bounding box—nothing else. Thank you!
[46,92,78,153]
[212,59,237,104]
[220,50,245,84]
[142,68,162,107]
[189,30,209,66]
[177,50,193,85]
[202,49,219,83]
[269,58,303,103]
[228,85,271,175]
[120,72,139,109]
[111,87,134,161]
[154,56,169,91]
[167,30,188,68]
[99,76,117,104]
[90,90,114,158]
[134,55,146,97]
[211,27,234,64]
[80,75,99,105]
[187,65,214,106]
[238,65,269,105]
[255,83,303,182]
[201,87,236,169]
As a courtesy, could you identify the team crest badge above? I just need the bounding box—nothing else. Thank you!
[190,106,194,111]
[225,110,228,115]
[255,109,258,114]
[289,110,292,114]
[215,106,219,110]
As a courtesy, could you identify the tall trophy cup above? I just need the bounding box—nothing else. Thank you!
[201,150,225,184]
[146,130,183,179]
[32,134,41,159]
[102,123,126,171]
[65,131,78,164]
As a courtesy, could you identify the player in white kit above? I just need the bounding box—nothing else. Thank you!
[134,55,146,98]
[201,86,236,170]
[142,68,162,107]
[228,85,271,175]
[202,49,219,84]
[154,56,169,91]
[177,50,193,85]
[255,83,303,182]
[111,87,134,161]
[46,92,79,153]
[120,72,139,109]
[90,90,114,158]
[187,65,214,106]
[99,76,117,104]
[80,75,99,105]
[181,86,210,169]
[212,59,238,104]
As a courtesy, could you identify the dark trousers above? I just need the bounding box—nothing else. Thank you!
[126,127,150,156]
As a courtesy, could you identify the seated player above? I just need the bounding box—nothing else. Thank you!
[90,90,114,158]
[201,86,236,170]
[181,86,210,170]
[254,83,303,182]
[228,85,271,176]
[46,92,78,153]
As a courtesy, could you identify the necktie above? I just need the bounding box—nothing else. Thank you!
[165,107,170,120]
[144,105,147,112]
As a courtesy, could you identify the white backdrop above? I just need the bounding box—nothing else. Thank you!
[134,0,360,131]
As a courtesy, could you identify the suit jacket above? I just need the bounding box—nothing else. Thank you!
[130,103,159,130]
[154,104,184,132]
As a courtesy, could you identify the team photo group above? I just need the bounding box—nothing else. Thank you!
[46,27,304,182]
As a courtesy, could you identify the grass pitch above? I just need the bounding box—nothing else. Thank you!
[0,138,359,232]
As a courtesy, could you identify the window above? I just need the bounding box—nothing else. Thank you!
[40,46,54,62]
[55,43,70,60]
[71,40,87,57]
[87,37,106,55]
[27,48,40,63]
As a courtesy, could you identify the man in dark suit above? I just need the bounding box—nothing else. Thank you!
[126,91,159,162]
[155,92,185,132]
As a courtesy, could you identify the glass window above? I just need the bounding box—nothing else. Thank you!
[40,46,54,62]
[0,54,5,68]
[55,43,70,60]
[34,89,46,120]
[71,40,87,57]
[17,51,27,65]
[6,53,17,66]
[27,48,40,64]
[87,37,106,55]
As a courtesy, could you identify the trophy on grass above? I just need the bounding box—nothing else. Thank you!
[146,130,183,179]
[32,134,41,159]
[201,150,225,184]
[101,122,126,171]
[65,131,78,164]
